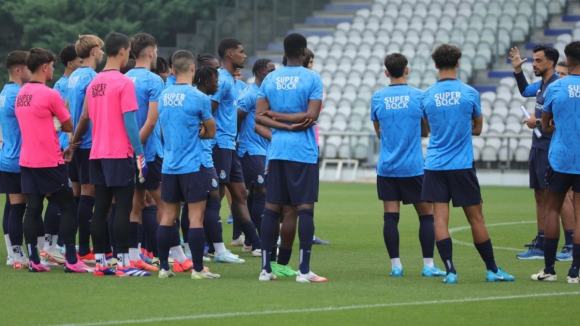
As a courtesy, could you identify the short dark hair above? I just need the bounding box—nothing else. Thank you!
[384,53,408,78]
[302,48,314,68]
[252,58,273,76]
[171,50,195,74]
[193,66,218,87]
[431,44,462,70]
[6,50,28,71]
[59,44,77,67]
[197,53,218,68]
[564,41,580,67]
[284,33,307,59]
[533,45,559,68]
[26,48,57,73]
[105,32,130,57]
[130,33,157,59]
[120,59,136,74]
[167,51,175,68]
[218,38,241,59]
[153,56,169,75]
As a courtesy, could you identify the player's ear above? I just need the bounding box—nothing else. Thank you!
[405,66,409,75]
[456,61,460,69]
[384,69,390,78]
[190,63,195,73]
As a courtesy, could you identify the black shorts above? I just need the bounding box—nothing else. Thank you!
[266,160,319,206]
[377,175,424,205]
[0,171,22,194]
[239,153,266,190]
[135,155,162,191]
[546,165,580,194]
[74,148,91,185]
[212,146,244,184]
[422,167,481,207]
[205,167,219,192]
[529,148,549,190]
[161,167,209,203]
[20,165,72,195]
[89,158,135,187]
[68,153,79,183]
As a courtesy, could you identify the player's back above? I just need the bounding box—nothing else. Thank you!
[0,83,22,172]
[158,84,211,174]
[371,84,424,177]
[259,65,323,164]
[87,70,137,159]
[67,66,96,148]
[421,79,481,170]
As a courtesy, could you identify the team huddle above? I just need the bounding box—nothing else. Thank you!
[2,29,580,284]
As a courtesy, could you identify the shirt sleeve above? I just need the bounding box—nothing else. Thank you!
[121,80,139,114]
[148,77,164,103]
[522,80,541,97]
[51,90,71,123]
[210,76,226,103]
[420,92,428,119]
[470,88,482,118]
[237,92,249,113]
[514,71,531,96]
[543,83,556,114]
[201,96,213,121]
[370,94,379,122]
[309,74,323,101]
[257,81,267,99]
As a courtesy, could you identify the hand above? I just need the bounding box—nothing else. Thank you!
[288,119,315,131]
[509,47,527,72]
[199,124,206,138]
[62,146,75,162]
[260,110,277,120]
[136,154,148,183]
[523,117,537,129]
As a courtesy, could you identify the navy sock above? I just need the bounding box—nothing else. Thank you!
[240,220,261,249]
[170,221,181,247]
[109,204,116,256]
[43,199,61,235]
[260,208,278,272]
[35,214,45,239]
[203,198,223,244]
[564,230,574,246]
[156,225,172,271]
[474,239,498,273]
[8,203,26,247]
[103,221,112,255]
[65,244,78,264]
[232,219,242,240]
[436,238,456,274]
[270,245,278,262]
[418,215,435,258]
[180,205,189,244]
[57,231,64,247]
[569,244,580,277]
[543,237,559,274]
[77,195,95,256]
[383,212,400,259]
[277,247,292,266]
[252,193,265,236]
[129,222,140,249]
[26,242,40,264]
[2,196,9,234]
[142,205,159,257]
[536,231,545,250]
[188,228,205,272]
[298,209,314,274]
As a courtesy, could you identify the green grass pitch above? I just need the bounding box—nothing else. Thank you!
[0,183,578,325]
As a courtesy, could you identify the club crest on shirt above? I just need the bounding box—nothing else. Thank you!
[257,175,264,184]
[220,170,226,179]
[212,178,218,187]
[0,95,5,108]
[68,76,79,88]
[68,178,72,189]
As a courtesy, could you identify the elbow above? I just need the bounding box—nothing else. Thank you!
[62,124,73,133]
[472,129,482,136]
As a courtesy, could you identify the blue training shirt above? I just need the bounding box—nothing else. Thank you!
[125,67,165,162]
[371,84,424,177]
[53,76,70,149]
[421,79,481,170]
[158,84,212,174]
[0,82,22,173]
[238,83,268,157]
[543,75,580,174]
[258,66,323,164]
[210,68,236,150]
[67,66,96,149]
[165,74,176,89]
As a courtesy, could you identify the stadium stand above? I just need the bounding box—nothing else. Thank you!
[251,0,577,168]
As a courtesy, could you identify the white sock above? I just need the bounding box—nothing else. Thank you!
[170,245,187,263]
[137,242,141,250]
[183,244,192,256]
[10,245,21,261]
[95,253,105,266]
[423,258,434,268]
[4,234,12,259]
[44,235,51,251]
[213,242,227,254]
[37,236,45,252]
[129,248,141,261]
[47,234,57,251]
[391,258,402,268]
[117,253,131,267]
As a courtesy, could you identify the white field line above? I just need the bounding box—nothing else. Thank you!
[449,221,536,251]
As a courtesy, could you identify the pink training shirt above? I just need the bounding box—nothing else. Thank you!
[15,82,70,168]
[87,70,138,159]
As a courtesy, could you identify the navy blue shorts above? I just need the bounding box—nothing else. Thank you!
[205,166,219,192]
[135,155,162,191]
[546,165,580,194]
[0,171,22,194]
[161,167,209,203]
[529,148,549,190]
[89,158,135,187]
[422,167,481,207]
[266,160,319,206]
[212,146,244,184]
[20,165,72,195]
[239,153,266,190]
[74,148,91,185]
[68,153,79,183]
[377,175,424,205]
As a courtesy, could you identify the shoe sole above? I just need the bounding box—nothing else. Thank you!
[516,256,544,260]
[556,257,573,262]
[215,259,245,264]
